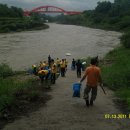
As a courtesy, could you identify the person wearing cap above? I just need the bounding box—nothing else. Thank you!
[80,58,102,107]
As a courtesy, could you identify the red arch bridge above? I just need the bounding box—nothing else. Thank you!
[24,5,81,16]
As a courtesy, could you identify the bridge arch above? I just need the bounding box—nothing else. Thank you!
[31,5,66,13]
[24,5,81,16]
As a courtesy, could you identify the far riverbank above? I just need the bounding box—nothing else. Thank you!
[0,18,49,33]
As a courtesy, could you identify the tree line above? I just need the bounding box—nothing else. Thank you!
[0,4,49,33]
[0,4,23,17]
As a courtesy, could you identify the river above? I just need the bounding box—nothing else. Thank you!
[0,23,121,70]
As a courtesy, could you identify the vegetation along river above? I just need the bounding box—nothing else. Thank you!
[0,23,121,70]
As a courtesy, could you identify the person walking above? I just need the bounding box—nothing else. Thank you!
[48,55,51,67]
[51,63,57,84]
[80,58,102,107]
[71,58,76,70]
[76,59,82,78]
[64,59,68,72]
[32,64,37,75]
[60,59,66,77]
[56,58,60,73]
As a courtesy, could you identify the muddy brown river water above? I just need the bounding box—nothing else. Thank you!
[0,23,121,70]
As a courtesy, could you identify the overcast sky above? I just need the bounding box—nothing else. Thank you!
[0,0,114,11]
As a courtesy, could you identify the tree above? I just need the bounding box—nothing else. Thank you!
[95,1,112,14]
[0,4,23,18]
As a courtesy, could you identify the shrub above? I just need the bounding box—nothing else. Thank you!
[0,78,36,112]
[0,28,10,33]
[28,91,39,101]
[108,17,120,24]
[8,23,17,31]
[116,88,130,109]
[121,32,130,48]
[101,47,130,89]
[119,20,130,30]
[0,63,13,78]
[0,95,14,111]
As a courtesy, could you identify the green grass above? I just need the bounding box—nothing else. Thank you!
[0,63,39,112]
[116,88,130,109]
[0,63,13,78]
[101,46,130,89]
[0,78,36,111]
[101,46,130,108]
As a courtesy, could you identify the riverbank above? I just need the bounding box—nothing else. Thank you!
[101,46,130,110]
[2,65,130,130]
[0,18,49,33]
[1,45,130,126]
[0,49,130,129]
[0,64,51,129]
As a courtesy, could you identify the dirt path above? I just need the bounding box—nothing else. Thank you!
[3,68,130,130]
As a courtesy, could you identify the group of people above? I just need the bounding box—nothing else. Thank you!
[32,55,102,107]
[32,55,68,85]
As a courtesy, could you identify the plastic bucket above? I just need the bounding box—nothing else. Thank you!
[73,83,81,97]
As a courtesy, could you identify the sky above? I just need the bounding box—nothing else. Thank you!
[0,0,114,11]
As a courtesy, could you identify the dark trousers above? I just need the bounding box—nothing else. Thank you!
[61,68,65,77]
[73,65,75,70]
[84,86,97,101]
[77,69,81,78]
[39,75,45,83]
[57,64,60,72]
[51,73,56,84]
[33,68,37,75]
[45,73,51,83]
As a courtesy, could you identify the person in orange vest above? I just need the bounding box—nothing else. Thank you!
[64,59,68,72]
[60,59,66,77]
[50,59,54,68]
[38,69,49,83]
[39,61,46,70]
[43,61,49,70]
[51,63,57,84]
[80,58,102,107]
[56,58,60,73]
